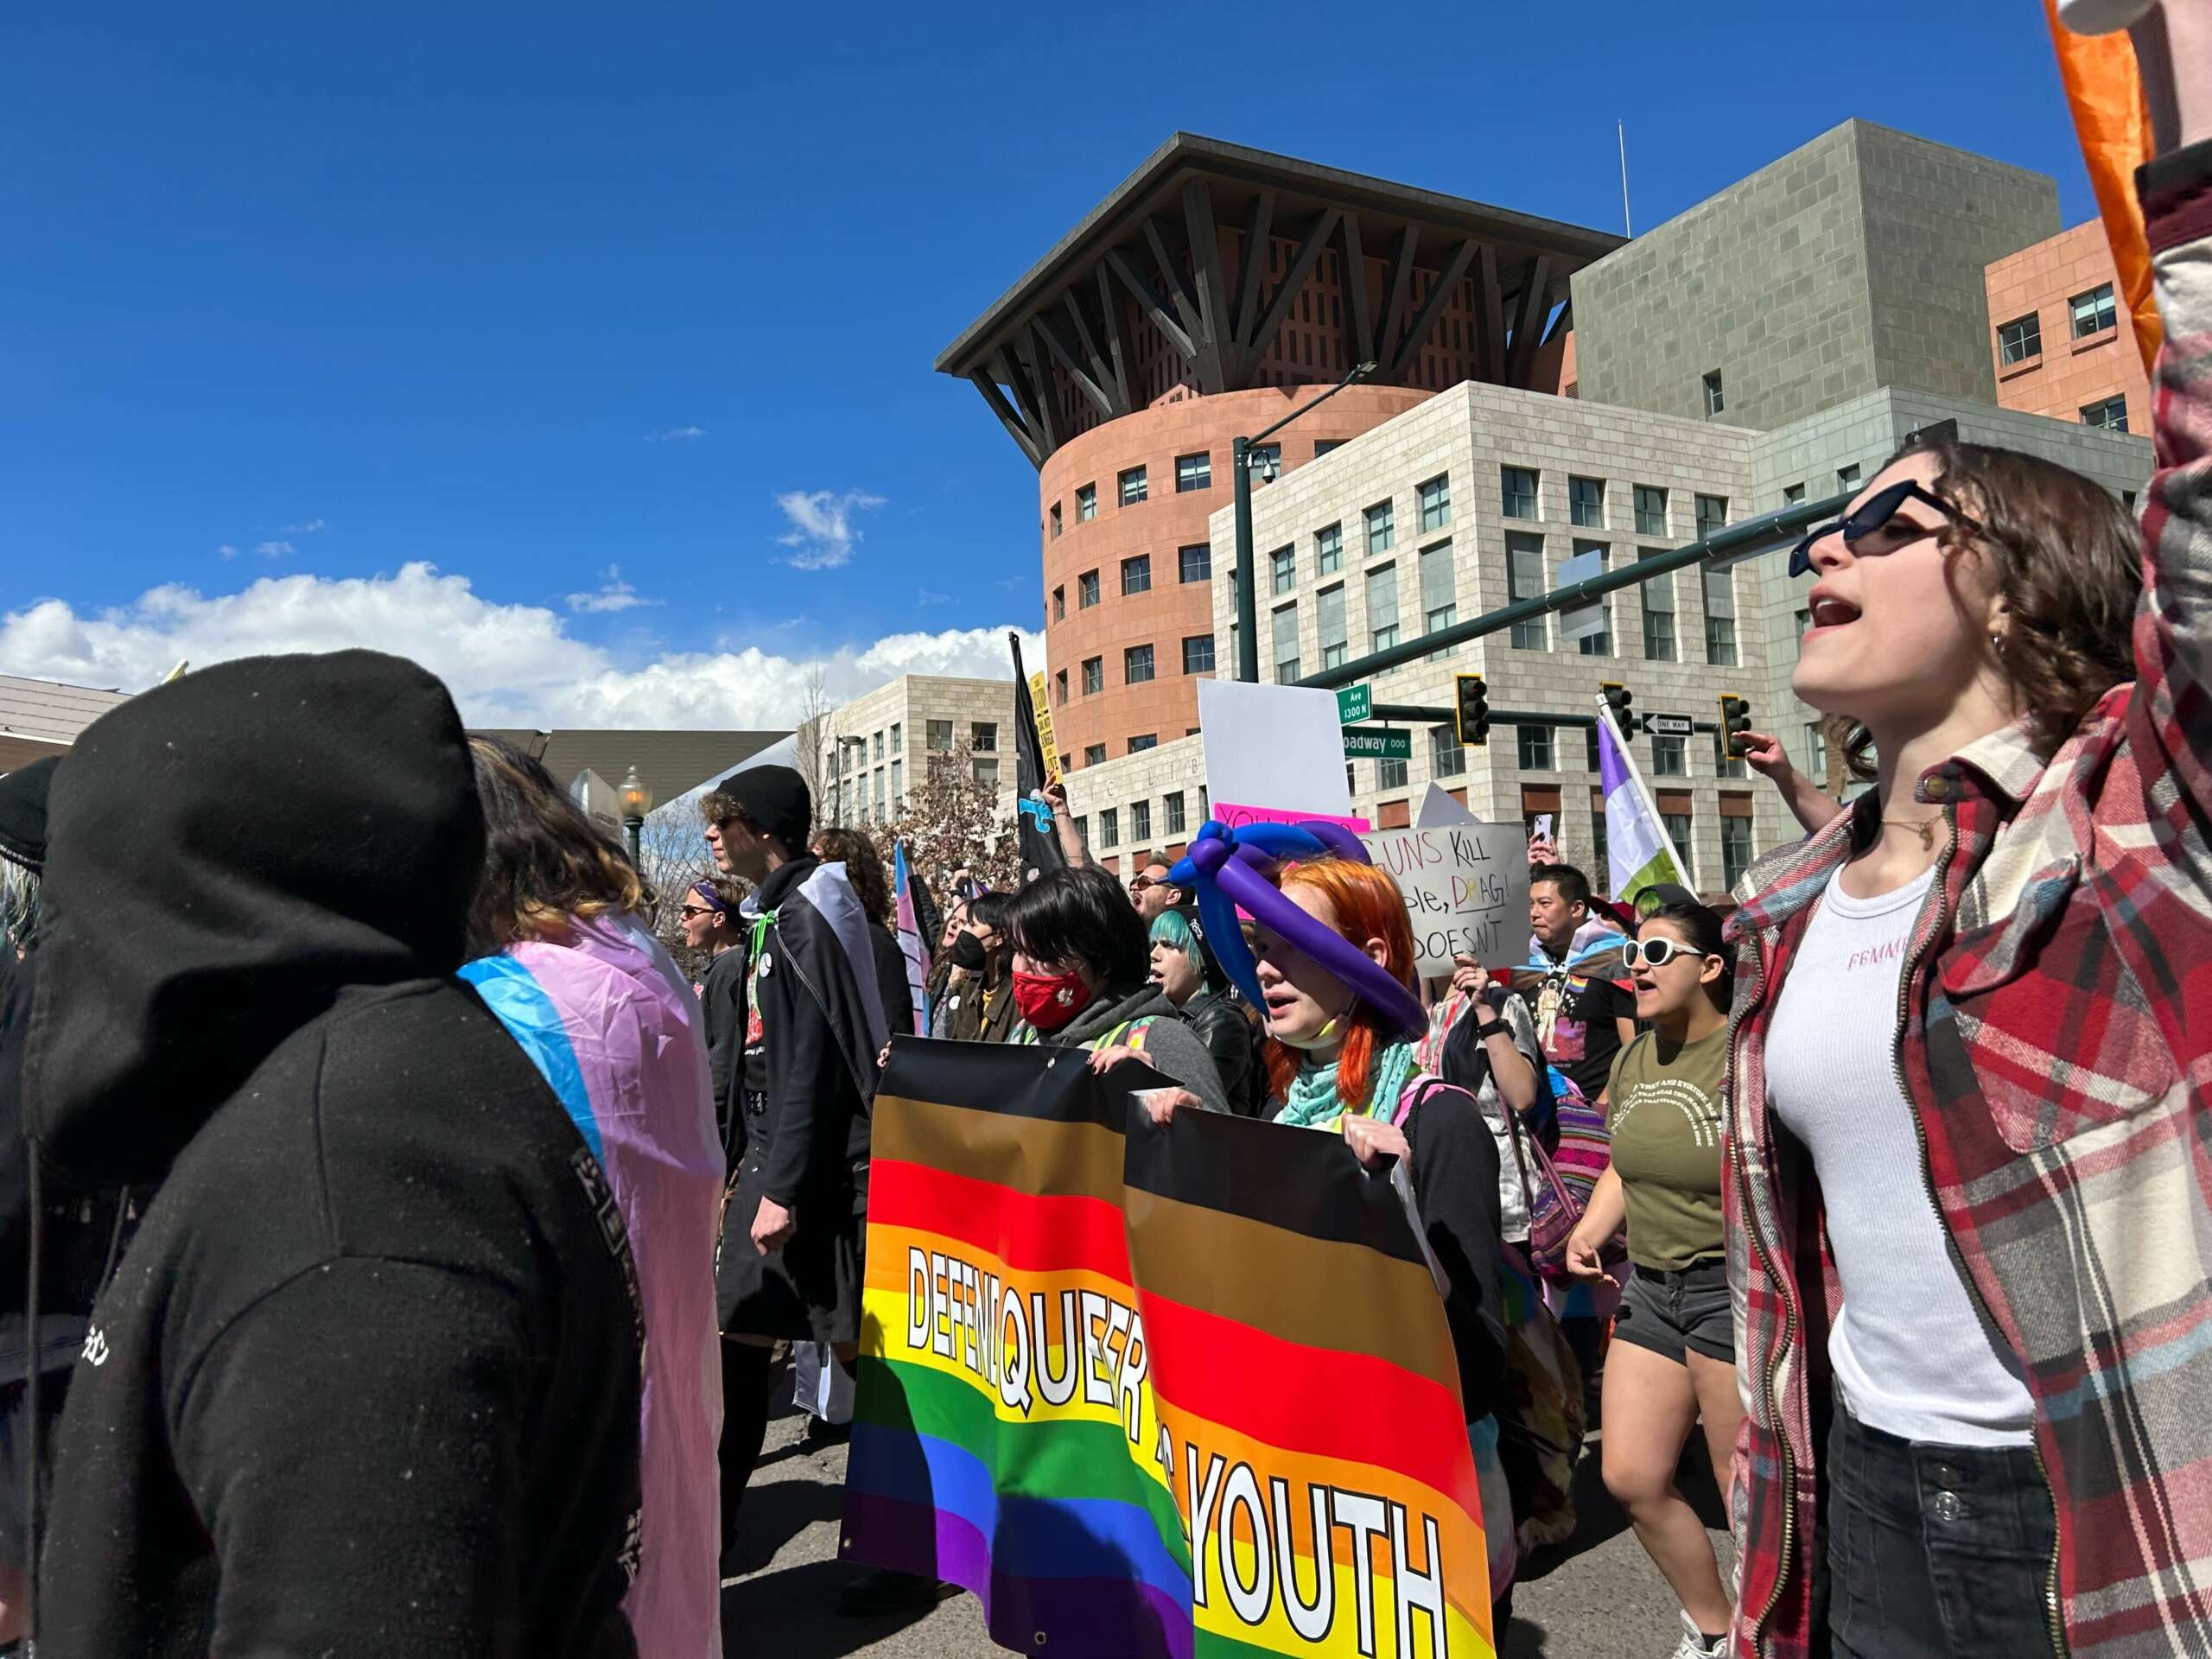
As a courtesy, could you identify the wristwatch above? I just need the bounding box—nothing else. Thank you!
[1475,1019,1512,1042]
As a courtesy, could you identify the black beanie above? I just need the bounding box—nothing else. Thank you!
[717,763,811,852]
[0,755,60,875]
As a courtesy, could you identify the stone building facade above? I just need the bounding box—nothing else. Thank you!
[805,675,1018,830]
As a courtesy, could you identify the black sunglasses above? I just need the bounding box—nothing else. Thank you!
[1788,479,1991,579]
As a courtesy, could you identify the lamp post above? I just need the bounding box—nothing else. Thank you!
[1232,359,1377,682]
[618,765,654,869]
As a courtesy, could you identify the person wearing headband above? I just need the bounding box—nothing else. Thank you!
[681,875,748,1150]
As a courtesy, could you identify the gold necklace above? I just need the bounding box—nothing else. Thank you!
[1880,817,1942,850]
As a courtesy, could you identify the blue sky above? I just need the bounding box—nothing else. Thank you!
[0,2,2094,725]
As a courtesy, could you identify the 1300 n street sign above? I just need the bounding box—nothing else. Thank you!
[1341,726,1412,761]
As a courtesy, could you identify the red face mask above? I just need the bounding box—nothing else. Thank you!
[1013,968,1089,1032]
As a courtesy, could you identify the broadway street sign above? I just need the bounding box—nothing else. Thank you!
[1341,725,1412,761]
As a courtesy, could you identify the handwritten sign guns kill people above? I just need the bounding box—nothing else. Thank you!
[1361,822,1531,977]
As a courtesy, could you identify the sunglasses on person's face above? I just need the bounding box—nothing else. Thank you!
[1787,479,1992,579]
[1129,874,1165,893]
[679,904,717,920]
[1624,937,1710,969]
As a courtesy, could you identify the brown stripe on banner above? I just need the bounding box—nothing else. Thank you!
[1123,1186,1459,1391]
[872,1095,1126,1203]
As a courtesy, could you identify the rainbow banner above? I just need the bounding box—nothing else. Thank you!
[842,1039,1493,1658]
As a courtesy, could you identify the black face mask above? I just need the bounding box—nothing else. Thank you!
[949,931,988,971]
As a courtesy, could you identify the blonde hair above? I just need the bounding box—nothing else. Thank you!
[466,736,652,952]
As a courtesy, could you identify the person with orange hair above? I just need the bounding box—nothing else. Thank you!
[1246,853,1521,1624]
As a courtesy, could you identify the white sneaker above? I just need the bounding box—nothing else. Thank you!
[1671,1609,1726,1657]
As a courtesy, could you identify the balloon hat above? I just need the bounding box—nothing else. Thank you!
[1166,820,1425,1041]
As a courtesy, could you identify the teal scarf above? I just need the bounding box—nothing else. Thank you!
[1280,1038,1418,1129]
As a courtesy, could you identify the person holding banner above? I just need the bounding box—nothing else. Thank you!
[1726,23,2212,1655]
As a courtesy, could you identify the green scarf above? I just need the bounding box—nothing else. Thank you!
[1279,1038,1418,1129]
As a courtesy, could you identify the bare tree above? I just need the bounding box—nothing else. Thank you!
[634,806,734,969]
[793,665,836,825]
[866,741,1021,898]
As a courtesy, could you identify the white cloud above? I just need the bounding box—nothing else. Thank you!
[0,563,1043,731]
[217,543,240,561]
[776,488,884,571]
[565,563,658,615]
[256,540,296,559]
[917,588,950,606]
[650,426,706,442]
[283,518,329,534]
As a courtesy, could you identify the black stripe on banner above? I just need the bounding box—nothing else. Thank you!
[878,1035,1173,1133]
[1120,1105,1428,1269]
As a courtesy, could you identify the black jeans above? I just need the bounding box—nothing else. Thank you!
[1826,1408,2059,1659]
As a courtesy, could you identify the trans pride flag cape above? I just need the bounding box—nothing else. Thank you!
[893,838,930,1035]
[844,1039,1493,1658]
[461,912,726,1659]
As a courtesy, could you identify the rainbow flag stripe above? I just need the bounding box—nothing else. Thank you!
[843,1039,1493,1658]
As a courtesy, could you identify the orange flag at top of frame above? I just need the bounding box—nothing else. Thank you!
[2044,0,2163,372]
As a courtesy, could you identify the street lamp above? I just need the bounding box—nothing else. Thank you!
[1233,359,1378,681]
[618,765,654,869]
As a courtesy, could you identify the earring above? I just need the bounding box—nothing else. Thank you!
[1991,631,2007,653]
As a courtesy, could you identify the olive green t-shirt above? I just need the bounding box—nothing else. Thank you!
[1605,1027,1729,1272]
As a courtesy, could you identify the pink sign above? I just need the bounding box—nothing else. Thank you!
[1211,800,1373,834]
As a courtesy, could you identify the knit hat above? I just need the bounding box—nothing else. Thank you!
[0,756,59,875]
[713,763,811,852]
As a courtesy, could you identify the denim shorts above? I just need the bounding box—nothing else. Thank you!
[1826,1408,2057,1659]
[1611,1256,1732,1364]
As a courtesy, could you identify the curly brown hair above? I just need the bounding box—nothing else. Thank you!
[467,735,653,953]
[810,826,893,925]
[1838,436,2139,778]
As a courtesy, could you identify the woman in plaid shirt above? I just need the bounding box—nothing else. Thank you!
[1722,14,2212,1656]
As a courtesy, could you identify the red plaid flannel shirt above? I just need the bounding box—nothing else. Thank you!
[1722,140,2212,1659]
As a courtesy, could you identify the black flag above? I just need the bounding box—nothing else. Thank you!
[1009,632,1066,879]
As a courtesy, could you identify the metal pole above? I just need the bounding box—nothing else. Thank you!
[624,817,642,869]
[1232,435,1258,682]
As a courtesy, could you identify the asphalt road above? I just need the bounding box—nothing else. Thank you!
[723,1395,1734,1658]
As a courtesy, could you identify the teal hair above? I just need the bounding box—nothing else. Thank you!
[1148,906,1208,987]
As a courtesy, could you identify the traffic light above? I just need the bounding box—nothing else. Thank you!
[1600,681,1634,732]
[1454,673,1490,746]
[1719,693,1753,756]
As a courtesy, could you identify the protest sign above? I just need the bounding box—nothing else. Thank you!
[1199,679,1355,823]
[1361,820,1530,976]
[846,1039,1495,1659]
[1414,781,1477,829]
[1214,801,1372,834]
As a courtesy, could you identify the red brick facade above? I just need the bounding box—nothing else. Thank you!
[1985,220,2150,436]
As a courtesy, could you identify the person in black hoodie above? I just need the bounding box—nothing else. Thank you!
[22,652,645,1658]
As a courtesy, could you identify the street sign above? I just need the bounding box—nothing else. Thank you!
[1337,683,1373,723]
[1341,726,1412,761]
[1644,713,1694,737]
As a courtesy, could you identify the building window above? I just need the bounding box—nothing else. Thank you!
[891,759,903,807]
[1364,500,1395,554]
[1183,633,1215,675]
[972,756,1000,788]
[1663,812,1694,881]
[1704,566,1738,665]
[1366,563,1400,653]
[1651,734,1688,777]
[1054,670,1067,705]
[2070,283,2117,340]
[1806,721,1828,779]
[1517,725,1555,772]
[1072,814,1088,844]
[1129,734,1156,753]
[1165,791,1186,835]
[1569,475,1605,528]
[1378,757,1408,790]
[1083,743,1106,766]
[1783,482,1806,505]
[1507,531,1547,650]
[1082,657,1103,696]
[1049,503,1062,538]
[1098,807,1118,849]
[1077,483,1097,521]
[1421,542,1456,643]
[1430,724,1465,779]
[971,722,997,753]
[1124,644,1154,684]
[1501,466,1539,520]
[1640,546,1677,663]
[1722,813,1753,889]
[1121,554,1151,597]
[1694,494,1728,537]
[1997,314,2042,365]
[1316,522,1343,575]
[1273,605,1300,683]
[1418,474,1452,532]
[1634,485,1669,536]
[1119,466,1147,506]
[1179,543,1211,582]
[926,719,953,751]
[890,722,902,754]
[2082,396,2129,433]
[872,730,885,761]
[1571,539,1611,655]
[1131,799,1152,842]
[1591,798,1609,875]
[1314,438,1345,457]
[1078,569,1100,608]
[1319,583,1348,669]
[1703,370,1725,416]
[1837,463,1861,493]
[1176,452,1211,493]
[1585,728,1602,772]
[1052,586,1065,622]
[1269,545,1296,595]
